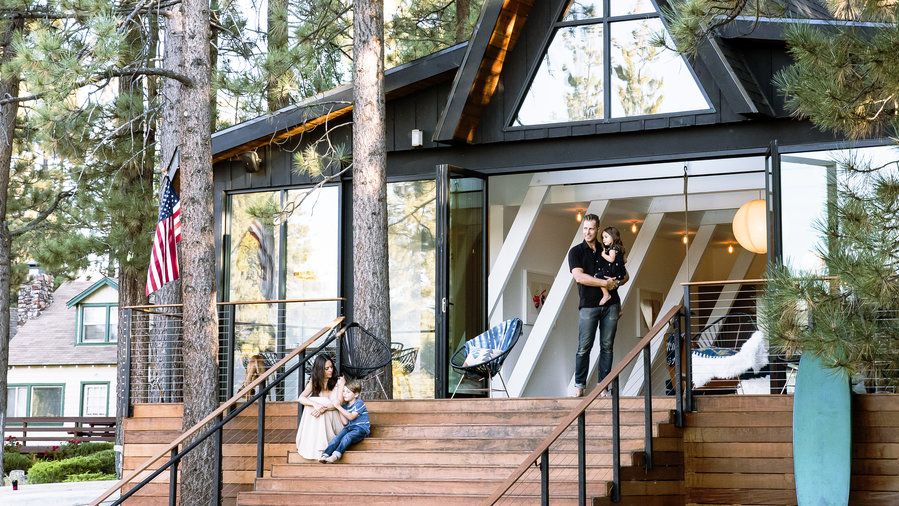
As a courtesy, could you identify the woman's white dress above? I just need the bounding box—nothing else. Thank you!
[295,395,345,460]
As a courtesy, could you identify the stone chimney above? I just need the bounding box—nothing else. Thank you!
[17,273,54,325]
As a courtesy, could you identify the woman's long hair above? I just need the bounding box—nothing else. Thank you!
[603,226,626,257]
[310,354,337,397]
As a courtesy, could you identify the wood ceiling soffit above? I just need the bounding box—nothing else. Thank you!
[457,0,534,143]
[212,105,353,163]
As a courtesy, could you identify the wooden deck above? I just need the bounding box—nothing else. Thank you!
[118,394,899,505]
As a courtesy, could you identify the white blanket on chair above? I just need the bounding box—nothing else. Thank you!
[692,330,768,388]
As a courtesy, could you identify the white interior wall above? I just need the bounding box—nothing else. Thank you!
[499,210,579,396]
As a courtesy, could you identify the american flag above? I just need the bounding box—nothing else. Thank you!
[146,177,182,296]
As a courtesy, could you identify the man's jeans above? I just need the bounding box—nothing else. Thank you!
[323,425,368,456]
[574,304,620,388]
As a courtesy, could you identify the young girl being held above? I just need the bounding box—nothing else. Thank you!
[597,227,626,306]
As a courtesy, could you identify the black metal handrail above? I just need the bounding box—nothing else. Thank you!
[484,304,685,505]
[90,316,345,506]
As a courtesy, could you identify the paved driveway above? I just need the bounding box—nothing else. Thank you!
[0,480,119,505]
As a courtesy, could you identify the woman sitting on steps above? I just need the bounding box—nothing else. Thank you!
[295,354,346,460]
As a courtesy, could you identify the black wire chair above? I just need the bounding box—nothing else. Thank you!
[339,322,393,397]
[393,346,419,374]
[449,318,523,398]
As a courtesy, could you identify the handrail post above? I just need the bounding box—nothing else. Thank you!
[611,377,620,503]
[213,418,223,506]
[578,412,586,506]
[642,346,653,471]
[169,447,178,506]
[683,285,694,412]
[257,394,266,478]
[673,313,683,428]
[540,449,550,506]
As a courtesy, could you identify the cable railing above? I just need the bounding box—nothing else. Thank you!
[122,298,343,406]
[485,304,685,504]
[91,314,346,506]
[681,279,898,402]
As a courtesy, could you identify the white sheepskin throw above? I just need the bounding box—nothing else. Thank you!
[692,330,768,388]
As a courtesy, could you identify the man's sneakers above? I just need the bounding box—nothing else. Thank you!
[574,387,584,397]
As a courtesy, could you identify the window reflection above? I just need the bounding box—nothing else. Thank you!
[515,25,605,126]
[563,0,602,20]
[229,192,282,384]
[387,180,437,398]
[610,19,709,117]
[610,0,654,16]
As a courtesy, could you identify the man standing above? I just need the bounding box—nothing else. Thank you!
[568,214,627,397]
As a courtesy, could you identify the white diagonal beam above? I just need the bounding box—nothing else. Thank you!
[506,200,610,397]
[692,248,755,347]
[563,212,665,393]
[487,184,549,322]
[622,222,716,395]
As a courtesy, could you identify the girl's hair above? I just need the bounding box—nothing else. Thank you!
[602,226,625,256]
[310,354,337,396]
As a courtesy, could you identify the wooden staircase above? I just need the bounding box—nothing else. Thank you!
[236,397,682,505]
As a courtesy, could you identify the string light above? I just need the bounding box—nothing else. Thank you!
[576,210,583,222]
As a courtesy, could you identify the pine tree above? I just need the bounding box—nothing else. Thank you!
[668,1,899,383]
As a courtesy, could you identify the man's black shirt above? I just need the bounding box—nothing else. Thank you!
[568,240,621,309]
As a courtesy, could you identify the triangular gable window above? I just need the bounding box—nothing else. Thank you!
[512,0,711,126]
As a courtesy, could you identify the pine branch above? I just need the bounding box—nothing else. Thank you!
[9,189,75,237]
[0,67,193,106]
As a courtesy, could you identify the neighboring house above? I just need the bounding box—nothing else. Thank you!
[8,277,119,419]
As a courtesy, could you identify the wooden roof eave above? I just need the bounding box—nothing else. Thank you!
[433,0,535,145]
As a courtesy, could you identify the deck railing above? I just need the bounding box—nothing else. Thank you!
[91,315,346,506]
[485,304,685,504]
[122,298,344,409]
[681,278,897,402]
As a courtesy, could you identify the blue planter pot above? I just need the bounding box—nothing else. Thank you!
[792,353,851,505]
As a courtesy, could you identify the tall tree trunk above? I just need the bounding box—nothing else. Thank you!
[179,0,218,501]
[352,0,392,398]
[149,3,185,405]
[210,0,219,129]
[0,17,24,481]
[267,0,293,111]
[113,11,155,477]
[455,0,471,43]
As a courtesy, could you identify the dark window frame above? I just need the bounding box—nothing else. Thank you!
[505,0,714,130]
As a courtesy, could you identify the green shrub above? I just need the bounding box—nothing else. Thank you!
[63,472,117,482]
[28,449,115,484]
[4,451,34,473]
[52,442,114,460]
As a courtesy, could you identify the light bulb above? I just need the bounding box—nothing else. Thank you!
[576,210,582,222]
[631,222,638,234]
[727,244,734,254]
[682,234,689,245]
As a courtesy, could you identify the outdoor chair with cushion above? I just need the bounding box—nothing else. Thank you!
[339,322,393,397]
[667,312,769,394]
[449,318,523,398]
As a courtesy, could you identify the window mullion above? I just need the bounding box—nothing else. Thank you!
[603,19,611,119]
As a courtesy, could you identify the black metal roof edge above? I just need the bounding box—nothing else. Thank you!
[719,15,892,40]
[432,0,506,144]
[212,42,468,156]
[697,36,774,117]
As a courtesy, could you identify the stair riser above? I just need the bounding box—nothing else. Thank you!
[254,478,609,496]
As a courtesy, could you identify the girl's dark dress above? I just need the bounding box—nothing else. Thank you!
[595,245,625,280]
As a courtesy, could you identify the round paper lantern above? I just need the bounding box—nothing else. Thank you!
[732,199,767,254]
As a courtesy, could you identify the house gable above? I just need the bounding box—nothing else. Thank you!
[66,277,119,307]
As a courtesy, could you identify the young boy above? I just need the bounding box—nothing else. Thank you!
[319,380,370,463]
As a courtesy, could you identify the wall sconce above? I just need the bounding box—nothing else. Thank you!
[411,129,424,147]
[727,244,734,254]
[576,210,583,222]
[682,234,689,245]
[630,222,638,234]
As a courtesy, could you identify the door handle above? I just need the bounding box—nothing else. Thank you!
[442,297,447,314]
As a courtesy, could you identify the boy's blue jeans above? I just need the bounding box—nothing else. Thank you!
[324,425,368,456]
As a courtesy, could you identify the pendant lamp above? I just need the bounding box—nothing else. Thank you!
[732,199,767,254]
